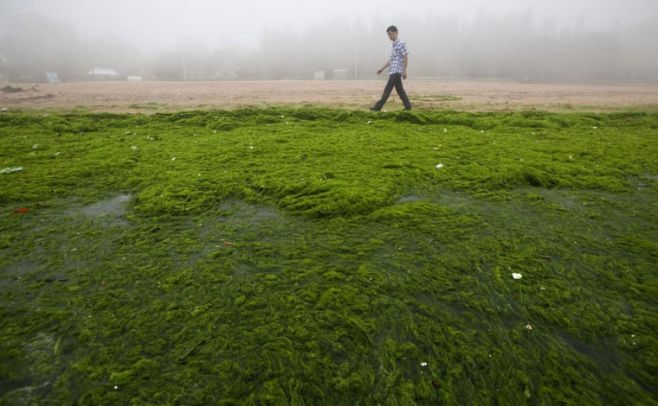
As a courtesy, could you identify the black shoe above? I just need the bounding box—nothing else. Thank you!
[369,107,380,112]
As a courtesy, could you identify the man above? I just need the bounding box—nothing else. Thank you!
[371,25,412,111]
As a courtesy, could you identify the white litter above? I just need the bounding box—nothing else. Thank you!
[131,146,138,151]
[171,157,176,161]
[512,273,523,280]
[367,121,373,124]
[420,362,428,367]
[32,144,40,149]
[443,128,448,133]
[525,324,533,331]
[0,166,23,174]
[435,163,444,169]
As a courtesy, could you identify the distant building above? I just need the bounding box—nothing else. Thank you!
[46,72,61,83]
[314,70,326,80]
[333,69,348,80]
[87,67,120,80]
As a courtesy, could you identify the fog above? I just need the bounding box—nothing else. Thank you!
[1,0,657,83]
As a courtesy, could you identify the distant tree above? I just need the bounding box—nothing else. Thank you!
[0,13,86,81]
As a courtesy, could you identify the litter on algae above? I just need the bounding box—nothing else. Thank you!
[0,166,23,174]
[0,107,657,405]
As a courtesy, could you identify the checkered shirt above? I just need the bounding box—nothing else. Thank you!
[389,39,409,75]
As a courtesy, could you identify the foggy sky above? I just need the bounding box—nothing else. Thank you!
[2,0,658,51]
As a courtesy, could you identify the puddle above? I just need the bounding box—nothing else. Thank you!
[433,191,476,208]
[396,191,475,208]
[396,195,424,204]
[530,188,584,211]
[217,200,281,226]
[561,333,620,372]
[80,194,132,218]
[0,259,40,290]
[67,194,133,226]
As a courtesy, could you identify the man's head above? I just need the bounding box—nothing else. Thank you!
[386,25,398,41]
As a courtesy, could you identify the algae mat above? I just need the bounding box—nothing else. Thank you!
[0,108,657,404]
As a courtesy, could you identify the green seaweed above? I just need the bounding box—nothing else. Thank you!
[0,108,657,404]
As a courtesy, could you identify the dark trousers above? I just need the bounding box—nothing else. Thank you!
[373,73,412,110]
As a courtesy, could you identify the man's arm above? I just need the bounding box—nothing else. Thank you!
[377,61,390,75]
[402,55,408,79]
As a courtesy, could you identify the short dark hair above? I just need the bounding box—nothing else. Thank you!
[386,25,398,33]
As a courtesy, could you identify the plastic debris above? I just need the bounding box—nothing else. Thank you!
[131,146,138,151]
[525,324,533,331]
[512,273,523,280]
[367,121,373,124]
[0,166,23,174]
[32,144,40,149]
[13,207,29,214]
[443,128,448,133]
[435,163,444,169]
[420,362,428,367]
[171,157,176,161]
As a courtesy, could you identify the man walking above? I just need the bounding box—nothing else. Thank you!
[371,25,412,111]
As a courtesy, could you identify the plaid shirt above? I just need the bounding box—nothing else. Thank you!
[389,39,408,75]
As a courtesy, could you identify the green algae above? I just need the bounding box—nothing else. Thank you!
[0,108,657,404]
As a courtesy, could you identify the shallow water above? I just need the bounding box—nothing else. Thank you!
[80,194,132,218]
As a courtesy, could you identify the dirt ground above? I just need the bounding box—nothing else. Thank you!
[2,80,658,112]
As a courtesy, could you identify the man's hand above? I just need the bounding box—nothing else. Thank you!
[402,71,407,80]
[377,69,383,75]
